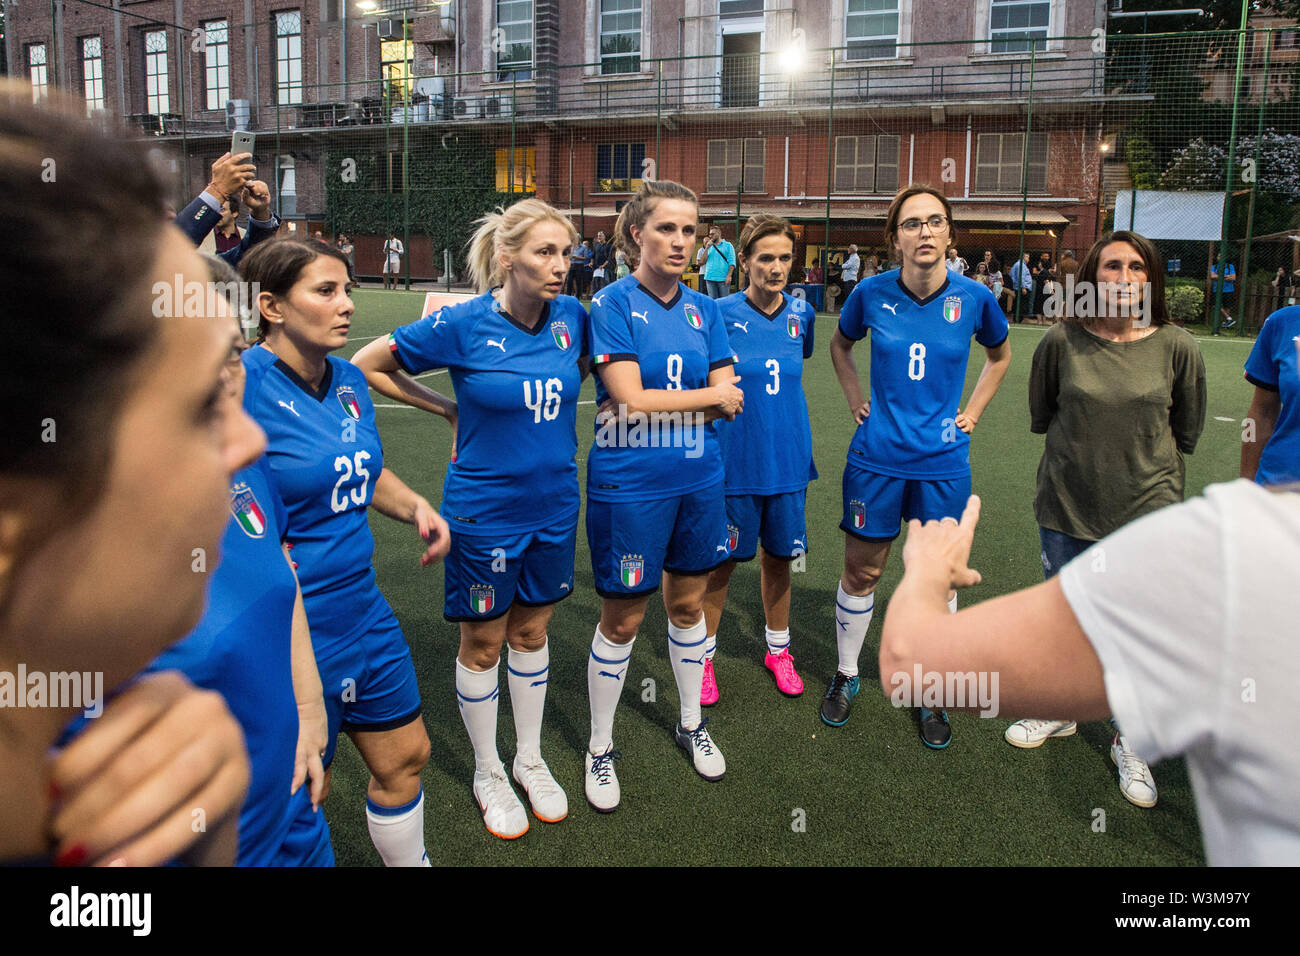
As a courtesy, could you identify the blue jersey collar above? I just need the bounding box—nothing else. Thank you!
[636,281,683,311]
[273,356,334,401]
[896,274,951,308]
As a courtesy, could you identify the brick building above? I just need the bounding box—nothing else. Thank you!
[6,0,1112,277]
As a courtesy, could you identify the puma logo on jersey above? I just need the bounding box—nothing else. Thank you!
[430,312,447,329]
[485,338,507,352]
[732,321,750,333]
[592,294,607,308]
[278,400,300,417]
[632,310,649,324]
[715,544,729,553]
[793,538,805,550]
[559,581,571,591]
[882,303,899,316]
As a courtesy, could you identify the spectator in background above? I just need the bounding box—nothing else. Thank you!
[568,239,593,297]
[336,234,355,277]
[1008,252,1034,320]
[214,196,243,255]
[946,247,968,275]
[696,224,737,299]
[989,258,1004,304]
[383,232,404,290]
[840,243,861,303]
[806,260,825,285]
[174,151,279,268]
[590,230,613,295]
[972,261,991,288]
[1058,248,1079,280]
[1210,260,1237,328]
[1031,252,1054,324]
[862,253,880,279]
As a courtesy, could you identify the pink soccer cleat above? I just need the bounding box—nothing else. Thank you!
[764,649,804,697]
[700,657,719,706]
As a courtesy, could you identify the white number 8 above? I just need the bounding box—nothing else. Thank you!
[908,342,926,381]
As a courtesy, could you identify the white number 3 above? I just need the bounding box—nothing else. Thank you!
[766,358,780,395]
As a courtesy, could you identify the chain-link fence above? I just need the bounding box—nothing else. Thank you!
[116,21,1300,333]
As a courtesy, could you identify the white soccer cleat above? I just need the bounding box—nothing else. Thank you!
[1004,718,1078,749]
[512,754,569,823]
[674,719,726,781]
[472,766,529,839]
[1111,733,1158,808]
[584,746,621,813]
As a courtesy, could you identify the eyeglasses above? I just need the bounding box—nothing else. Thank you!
[898,215,951,235]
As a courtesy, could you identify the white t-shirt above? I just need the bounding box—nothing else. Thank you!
[384,239,404,259]
[946,256,968,274]
[842,253,860,282]
[1059,479,1300,866]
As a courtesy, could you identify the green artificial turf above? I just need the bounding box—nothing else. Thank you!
[322,288,1256,866]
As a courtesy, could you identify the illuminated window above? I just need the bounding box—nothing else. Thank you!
[81,37,105,112]
[28,44,49,102]
[597,143,645,192]
[495,147,536,193]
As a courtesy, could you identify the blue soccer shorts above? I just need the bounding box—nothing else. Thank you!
[840,462,971,541]
[267,786,335,867]
[443,515,578,622]
[724,490,809,562]
[587,480,730,598]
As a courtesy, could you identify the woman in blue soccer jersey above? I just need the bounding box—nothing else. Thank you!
[824,184,1011,749]
[241,238,450,867]
[1,94,264,867]
[354,197,587,841]
[701,214,817,704]
[581,179,745,811]
[1242,303,1300,487]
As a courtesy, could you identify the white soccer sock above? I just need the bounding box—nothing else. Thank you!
[705,634,717,660]
[765,626,791,656]
[948,592,958,615]
[668,614,708,730]
[455,658,501,774]
[588,626,633,755]
[835,582,874,677]
[507,641,549,761]
[366,787,431,867]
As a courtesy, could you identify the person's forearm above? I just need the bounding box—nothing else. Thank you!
[1240,401,1278,480]
[879,562,955,680]
[963,353,1011,421]
[830,342,866,410]
[288,584,323,706]
[607,384,723,417]
[370,468,427,525]
[365,368,455,420]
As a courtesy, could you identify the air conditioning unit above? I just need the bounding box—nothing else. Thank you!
[377,18,399,40]
[484,93,514,117]
[452,95,481,118]
[225,98,252,132]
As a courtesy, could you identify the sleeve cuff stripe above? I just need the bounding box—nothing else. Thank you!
[593,352,637,365]
[1244,371,1279,392]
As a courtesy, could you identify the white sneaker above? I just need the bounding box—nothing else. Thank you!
[1111,733,1158,808]
[472,766,529,839]
[1004,718,1078,749]
[584,746,621,813]
[674,719,726,781]
[512,753,568,823]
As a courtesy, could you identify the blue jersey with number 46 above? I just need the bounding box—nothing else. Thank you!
[242,347,383,651]
[389,292,588,535]
[838,270,1008,479]
[716,291,817,495]
[587,276,737,502]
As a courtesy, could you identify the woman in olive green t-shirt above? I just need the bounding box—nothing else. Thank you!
[1007,231,1207,811]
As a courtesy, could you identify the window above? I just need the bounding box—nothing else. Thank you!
[974,132,1048,193]
[1279,29,1300,51]
[989,0,1049,54]
[706,138,765,193]
[28,44,49,102]
[496,0,533,82]
[144,29,169,114]
[833,135,900,193]
[600,0,641,75]
[378,151,404,193]
[719,0,763,15]
[274,11,303,105]
[597,143,646,192]
[846,0,900,61]
[204,20,230,111]
[279,154,297,216]
[80,37,105,113]
[380,21,413,106]
[495,147,536,193]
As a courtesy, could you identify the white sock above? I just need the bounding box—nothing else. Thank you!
[588,626,633,754]
[668,614,708,730]
[455,659,501,774]
[835,582,874,677]
[705,634,717,660]
[948,593,958,614]
[366,787,431,867]
[507,641,549,761]
[765,626,791,656]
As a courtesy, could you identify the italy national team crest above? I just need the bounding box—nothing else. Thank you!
[787,313,801,339]
[619,554,645,588]
[683,303,703,330]
[230,482,267,538]
[943,296,962,324]
[849,498,866,530]
[550,321,572,350]
[470,585,495,615]
[336,385,362,420]
[726,525,740,551]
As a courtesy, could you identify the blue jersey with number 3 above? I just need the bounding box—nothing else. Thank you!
[838,270,1008,479]
[389,292,588,535]
[242,346,383,652]
[716,291,817,495]
[587,276,737,502]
